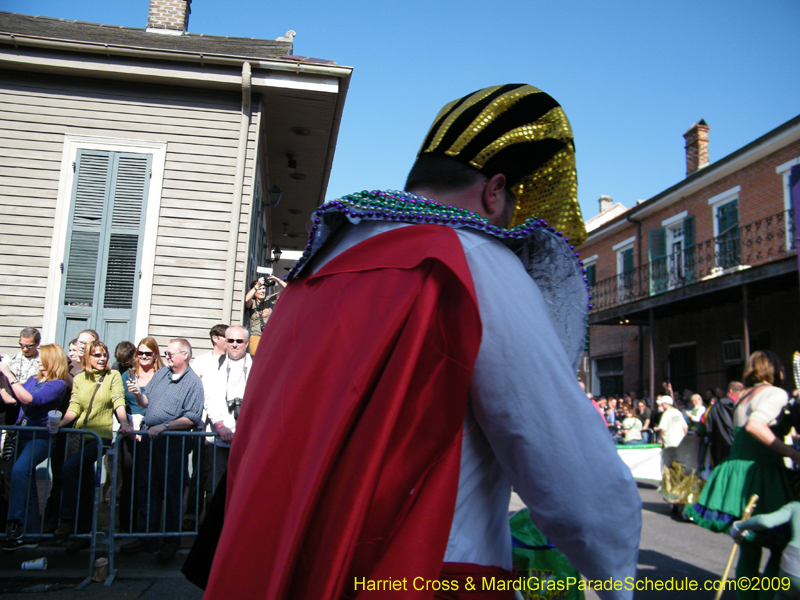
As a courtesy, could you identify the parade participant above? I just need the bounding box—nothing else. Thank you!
[705,381,743,466]
[203,84,640,600]
[686,351,798,600]
[731,501,800,598]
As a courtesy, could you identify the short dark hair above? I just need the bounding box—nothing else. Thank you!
[114,340,136,364]
[19,327,41,344]
[405,154,485,195]
[210,324,229,343]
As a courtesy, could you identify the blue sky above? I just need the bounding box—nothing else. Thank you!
[4,0,799,220]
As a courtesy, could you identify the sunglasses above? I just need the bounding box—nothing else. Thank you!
[91,353,109,358]
[226,339,246,344]
[19,343,37,349]
[165,351,187,359]
[137,351,154,357]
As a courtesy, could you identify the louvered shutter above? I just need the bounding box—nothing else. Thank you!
[63,152,110,308]
[683,216,696,283]
[649,228,667,294]
[57,150,151,350]
[717,200,740,269]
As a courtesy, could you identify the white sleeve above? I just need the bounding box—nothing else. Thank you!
[203,369,227,426]
[460,230,641,599]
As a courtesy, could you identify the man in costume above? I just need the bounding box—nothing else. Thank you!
[705,381,743,466]
[204,84,641,599]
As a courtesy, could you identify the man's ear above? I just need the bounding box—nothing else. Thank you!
[481,173,508,219]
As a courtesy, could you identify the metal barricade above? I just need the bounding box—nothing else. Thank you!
[1,425,226,588]
[105,430,224,585]
[0,425,105,590]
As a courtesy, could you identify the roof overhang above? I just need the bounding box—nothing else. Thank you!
[0,18,353,255]
[581,116,800,248]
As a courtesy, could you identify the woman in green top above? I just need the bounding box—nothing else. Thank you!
[53,341,131,542]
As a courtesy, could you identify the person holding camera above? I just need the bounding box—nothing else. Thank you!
[245,275,286,355]
[200,326,251,503]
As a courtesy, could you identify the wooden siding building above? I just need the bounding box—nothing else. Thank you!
[0,4,352,356]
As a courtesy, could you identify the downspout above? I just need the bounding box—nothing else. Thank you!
[626,213,645,396]
[222,62,252,323]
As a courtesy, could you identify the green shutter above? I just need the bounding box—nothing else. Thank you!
[717,200,740,269]
[58,150,150,350]
[586,264,596,287]
[683,216,695,283]
[63,151,112,307]
[649,228,667,294]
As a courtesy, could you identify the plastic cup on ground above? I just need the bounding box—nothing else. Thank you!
[21,557,47,570]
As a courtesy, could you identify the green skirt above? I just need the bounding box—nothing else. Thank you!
[684,426,795,544]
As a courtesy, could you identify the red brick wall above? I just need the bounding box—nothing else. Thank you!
[147,0,191,32]
[579,139,800,286]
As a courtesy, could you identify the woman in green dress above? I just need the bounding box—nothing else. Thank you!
[685,350,800,599]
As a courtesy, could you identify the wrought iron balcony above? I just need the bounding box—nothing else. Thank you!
[589,209,796,313]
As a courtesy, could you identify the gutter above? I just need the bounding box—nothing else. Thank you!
[316,69,352,206]
[0,31,353,78]
[222,62,251,323]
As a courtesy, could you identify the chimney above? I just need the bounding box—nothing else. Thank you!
[598,195,613,214]
[147,0,191,35]
[683,119,710,176]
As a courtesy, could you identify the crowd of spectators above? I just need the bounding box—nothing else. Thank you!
[0,323,253,561]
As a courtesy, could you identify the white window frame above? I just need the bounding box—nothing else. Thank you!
[613,237,635,275]
[612,237,635,299]
[43,134,168,344]
[777,157,800,252]
[582,254,598,289]
[662,211,688,287]
[708,186,741,268]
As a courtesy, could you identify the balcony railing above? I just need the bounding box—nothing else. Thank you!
[590,209,796,313]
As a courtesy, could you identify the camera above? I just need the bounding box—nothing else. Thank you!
[226,397,243,420]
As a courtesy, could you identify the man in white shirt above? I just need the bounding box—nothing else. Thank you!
[657,395,688,466]
[203,84,641,600]
[201,325,251,500]
[191,324,229,380]
[184,323,228,530]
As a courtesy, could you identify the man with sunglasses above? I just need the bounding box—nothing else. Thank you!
[122,338,203,561]
[1,327,42,387]
[1,327,43,519]
[201,326,251,503]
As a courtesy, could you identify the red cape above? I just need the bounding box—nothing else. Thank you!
[205,225,482,599]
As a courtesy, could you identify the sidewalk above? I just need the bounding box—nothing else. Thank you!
[0,539,203,599]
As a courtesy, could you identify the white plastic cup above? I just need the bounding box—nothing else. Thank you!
[21,557,47,571]
[47,410,62,435]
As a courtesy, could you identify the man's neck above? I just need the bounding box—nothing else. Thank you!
[212,348,226,356]
[171,365,187,377]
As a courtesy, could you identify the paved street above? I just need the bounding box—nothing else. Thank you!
[0,481,770,599]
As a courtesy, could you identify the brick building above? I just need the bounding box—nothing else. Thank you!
[578,115,800,402]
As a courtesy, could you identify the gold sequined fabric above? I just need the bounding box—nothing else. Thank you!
[418,84,586,245]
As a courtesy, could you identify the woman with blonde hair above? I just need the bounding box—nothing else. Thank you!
[686,350,799,599]
[0,344,70,550]
[53,340,131,547]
